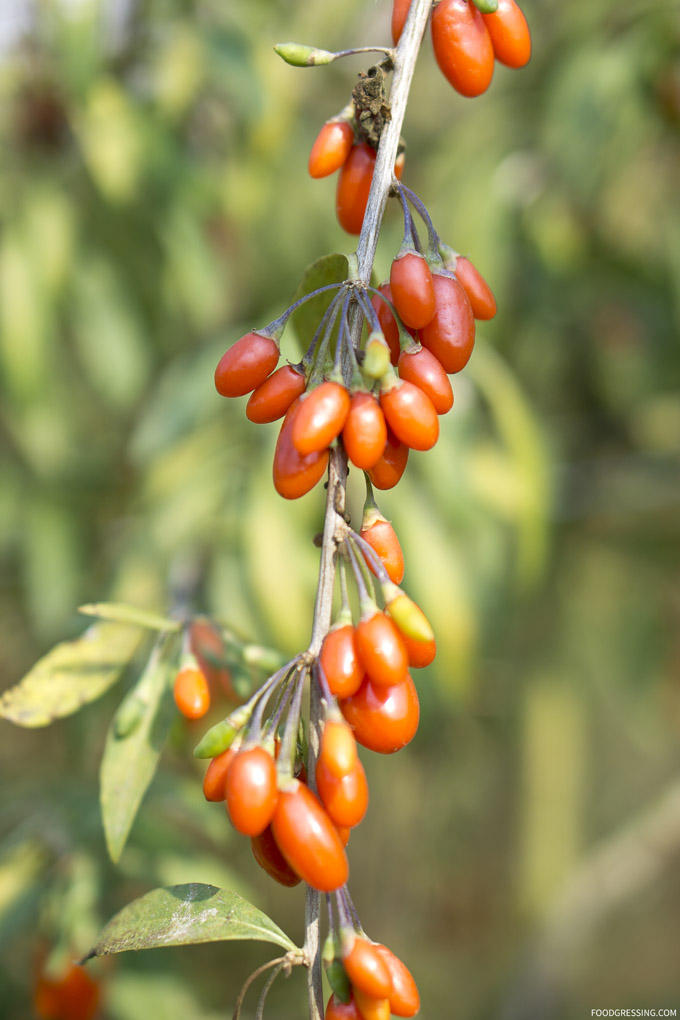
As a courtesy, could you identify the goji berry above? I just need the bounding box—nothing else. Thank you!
[374,944,420,1017]
[325,994,362,1020]
[360,515,405,585]
[34,962,100,1020]
[453,255,497,320]
[353,988,391,1020]
[319,718,358,778]
[356,610,409,687]
[316,757,368,828]
[342,392,388,470]
[367,429,409,490]
[431,0,495,97]
[391,0,413,45]
[420,272,476,373]
[225,747,278,836]
[320,625,365,699]
[402,626,437,668]
[390,252,436,330]
[214,332,279,398]
[273,398,330,499]
[336,142,376,235]
[246,363,306,423]
[343,936,392,999]
[203,746,237,802]
[250,825,301,887]
[482,0,531,68]
[340,674,419,753]
[397,344,454,415]
[309,120,355,178]
[173,666,211,720]
[292,381,351,456]
[271,780,349,891]
[380,378,439,451]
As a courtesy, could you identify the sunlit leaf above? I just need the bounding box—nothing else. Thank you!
[100,632,181,863]
[85,884,298,959]
[290,253,349,353]
[0,622,142,727]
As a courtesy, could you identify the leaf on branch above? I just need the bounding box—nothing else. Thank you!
[291,253,349,352]
[100,632,181,863]
[0,622,142,728]
[79,602,180,633]
[83,884,298,959]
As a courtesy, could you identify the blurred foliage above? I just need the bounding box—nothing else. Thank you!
[0,0,679,1017]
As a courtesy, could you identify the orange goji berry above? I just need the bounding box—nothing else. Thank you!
[292,381,351,456]
[343,936,392,999]
[250,825,301,887]
[342,391,388,470]
[453,255,497,320]
[374,944,420,1017]
[173,666,211,720]
[309,120,355,178]
[367,429,409,490]
[273,398,330,499]
[271,781,349,891]
[380,378,439,451]
[320,625,364,699]
[397,345,454,415]
[482,0,531,68]
[341,674,420,754]
[214,332,279,398]
[246,364,306,423]
[225,747,278,836]
[431,0,495,98]
[203,747,237,802]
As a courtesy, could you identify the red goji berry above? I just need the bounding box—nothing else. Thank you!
[420,272,476,373]
[309,120,355,178]
[431,0,495,98]
[246,364,306,423]
[214,332,279,398]
[225,747,278,836]
[390,252,436,330]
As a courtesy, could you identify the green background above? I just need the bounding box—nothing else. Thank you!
[1,0,679,1017]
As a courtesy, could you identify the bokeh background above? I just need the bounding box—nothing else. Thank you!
[1,0,679,1017]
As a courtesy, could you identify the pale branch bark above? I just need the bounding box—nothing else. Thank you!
[302,3,433,1018]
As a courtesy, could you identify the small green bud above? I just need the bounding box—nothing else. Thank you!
[363,332,391,380]
[326,960,352,1004]
[274,42,335,67]
[471,0,499,11]
[193,703,251,759]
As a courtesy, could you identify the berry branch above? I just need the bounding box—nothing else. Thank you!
[303,5,434,1013]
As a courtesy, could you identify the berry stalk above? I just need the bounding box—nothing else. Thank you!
[303,2,434,1017]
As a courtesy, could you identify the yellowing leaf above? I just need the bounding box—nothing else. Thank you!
[0,622,142,728]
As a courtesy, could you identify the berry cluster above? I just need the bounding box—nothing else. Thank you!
[214,183,495,500]
[394,0,530,96]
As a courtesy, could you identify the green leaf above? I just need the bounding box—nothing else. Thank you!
[84,884,298,959]
[100,632,181,863]
[79,602,180,633]
[291,253,348,352]
[0,622,142,727]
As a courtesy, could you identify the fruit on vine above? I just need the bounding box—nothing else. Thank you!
[402,625,437,668]
[309,120,355,178]
[225,747,278,836]
[273,399,330,499]
[320,625,364,699]
[360,516,405,585]
[173,666,210,719]
[367,429,409,490]
[380,378,439,451]
[397,345,454,415]
[353,988,391,1020]
[431,0,495,97]
[316,757,369,828]
[292,381,351,455]
[482,0,531,67]
[320,718,358,778]
[356,611,409,688]
[203,747,237,802]
[391,0,412,44]
[214,332,279,398]
[250,825,301,887]
[325,994,362,1020]
[34,961,100,1020]
[374,944,420,1017]
[371,283,414,365]
[420,272,476,373]
[342,392,388,470]
[271,780,349,891]
[453,256,497,320]
[390,252,436,330]
[343,937,393,999]
[246,364,306,423]
[189,618,235,700]
[340,674,420,753]
[336,142,376,235]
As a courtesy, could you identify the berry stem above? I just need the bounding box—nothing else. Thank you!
[302,3,433,1015]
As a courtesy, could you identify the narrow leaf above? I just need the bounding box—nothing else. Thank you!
[79,602,180,632]
[84,884,298,958]
[100,632,181,863]
[0,622,141,728]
